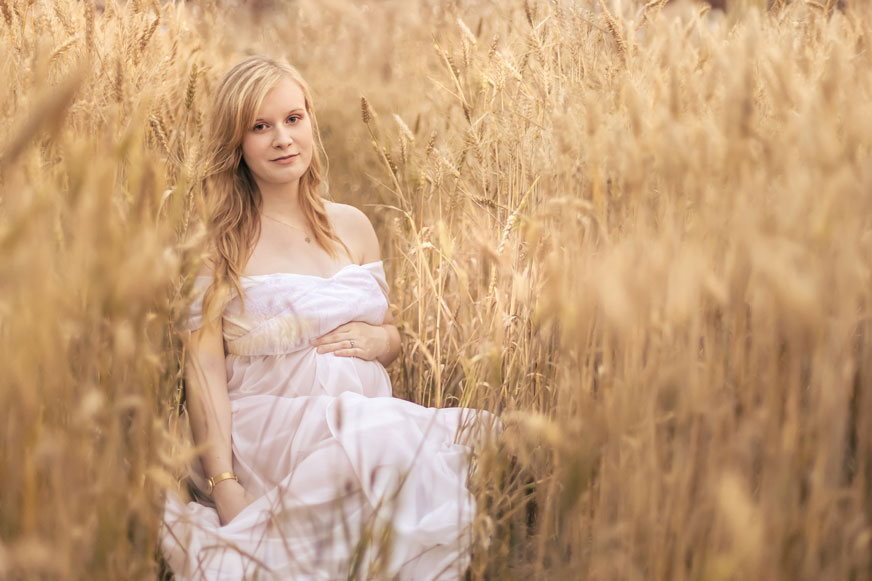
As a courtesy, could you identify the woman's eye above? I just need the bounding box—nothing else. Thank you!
[287,115,300,124]
[253,123,267,131]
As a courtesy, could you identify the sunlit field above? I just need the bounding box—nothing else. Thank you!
[2,0,871,578]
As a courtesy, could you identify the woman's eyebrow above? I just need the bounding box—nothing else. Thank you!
[254,108,305,122]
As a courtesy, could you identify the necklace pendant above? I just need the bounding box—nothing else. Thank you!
[262,213,313,243]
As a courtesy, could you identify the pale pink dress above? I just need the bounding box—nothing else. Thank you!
[161,262,486,580]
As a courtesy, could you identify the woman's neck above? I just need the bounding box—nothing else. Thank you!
[258,180,303,220]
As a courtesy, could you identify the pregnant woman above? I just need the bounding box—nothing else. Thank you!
[160,55,488,580]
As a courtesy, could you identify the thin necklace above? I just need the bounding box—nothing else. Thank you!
[262,213,312,244]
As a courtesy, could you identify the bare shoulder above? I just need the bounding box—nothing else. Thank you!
[324,200,381,264]
[325,200,371,231]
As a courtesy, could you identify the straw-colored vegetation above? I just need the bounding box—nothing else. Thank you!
[1,0,870,578]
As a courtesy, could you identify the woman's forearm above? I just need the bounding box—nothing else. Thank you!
[185,337,254,524]
[184,329,235,483]
[376,323,401,367]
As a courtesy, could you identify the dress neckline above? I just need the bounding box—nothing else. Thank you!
[192,261,384,281]
[240,261,382,281]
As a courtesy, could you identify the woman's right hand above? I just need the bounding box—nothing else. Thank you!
[212,480,254,526]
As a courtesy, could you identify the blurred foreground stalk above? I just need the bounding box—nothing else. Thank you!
[0,0,871,579]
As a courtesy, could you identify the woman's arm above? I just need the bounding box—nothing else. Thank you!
[312,202,401,366]
[185,321,252,525]
[374,309,401,367]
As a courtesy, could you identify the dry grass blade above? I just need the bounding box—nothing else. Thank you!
[48,35,79,69]
[0,70,83,172]
[599,0,628,65]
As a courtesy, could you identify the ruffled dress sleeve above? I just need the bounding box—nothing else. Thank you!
[186,276,212,332]
[363,261,390,301]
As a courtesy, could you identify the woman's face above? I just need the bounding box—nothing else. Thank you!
[241,77,314,191]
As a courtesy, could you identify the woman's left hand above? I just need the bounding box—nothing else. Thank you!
[311,321,389,361]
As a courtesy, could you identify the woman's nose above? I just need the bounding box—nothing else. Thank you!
[273,127,294,147]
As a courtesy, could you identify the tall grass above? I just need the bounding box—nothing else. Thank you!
[1,0,870,579]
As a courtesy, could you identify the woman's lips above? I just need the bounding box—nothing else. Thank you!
[271,154,298,164]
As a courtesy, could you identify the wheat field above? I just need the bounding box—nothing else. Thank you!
[1,0,871,579]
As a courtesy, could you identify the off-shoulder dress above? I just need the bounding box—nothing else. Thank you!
[161,262,486,580]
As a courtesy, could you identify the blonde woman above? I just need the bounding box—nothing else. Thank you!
[161,55,487,580]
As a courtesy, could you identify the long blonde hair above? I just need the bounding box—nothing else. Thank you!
[198,55,349,327]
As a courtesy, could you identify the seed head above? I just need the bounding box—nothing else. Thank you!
[360,96,372,124]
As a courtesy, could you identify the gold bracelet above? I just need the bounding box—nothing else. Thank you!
[207,471,239,495]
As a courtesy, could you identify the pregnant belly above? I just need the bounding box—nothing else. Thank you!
[225,348,392,400]
[314,350,392,398]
